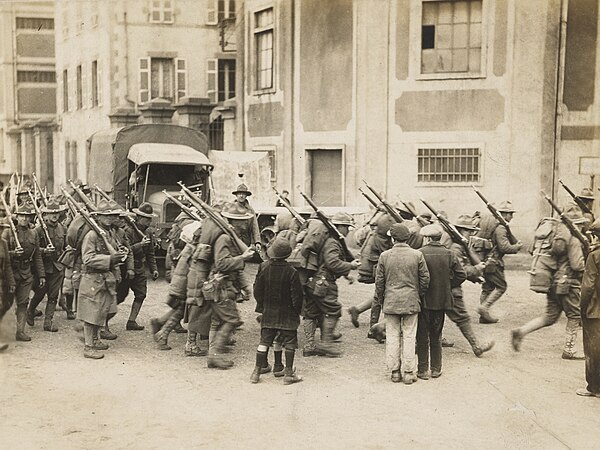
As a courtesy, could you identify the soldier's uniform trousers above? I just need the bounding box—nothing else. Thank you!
[29,270,65,316]
[116,272,147,305]
[303,280,342,320]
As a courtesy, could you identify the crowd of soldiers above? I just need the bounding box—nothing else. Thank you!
[0,177,599,395]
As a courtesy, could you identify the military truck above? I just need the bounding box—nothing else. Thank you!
[87,123,213,252]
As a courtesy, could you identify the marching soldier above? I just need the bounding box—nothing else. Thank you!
[303,212,358,358]
[477,201,523,323]
[77,200,126,359]
[27,199,68,332]
[576,187,595,225]
[1,204,45,342]
[447,215,494,356]
[116,202,159,331]
[511,208,587,360]
[207,203,255,368]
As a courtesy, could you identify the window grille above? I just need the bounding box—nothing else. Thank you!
[17,71,56,83]
[417,147,481,183]
[16,17,54,30]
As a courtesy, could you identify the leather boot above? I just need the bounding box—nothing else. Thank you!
[250,351,268,383]
[207,323,235,369]
[16,305,31,341]
[367,302,382,340]
[478,289,504,323]
[348,306,360,328]
[126,301,144,330]
[458,322,494,357]
[65,294,75,320]
[562,318,585,360]
[43,300,59,332]
[510,316,547,351]
[302,318,325,356]
[157,307,184,345]
[315,316,342,357]
[368,321,386,344]
[84,345,104,359]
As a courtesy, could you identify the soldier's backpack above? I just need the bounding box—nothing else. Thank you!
[471,213,497,258]
[288,219,329,273]
[528,217,561,293]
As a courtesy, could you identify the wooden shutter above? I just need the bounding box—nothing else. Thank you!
[97,59,103,106]
[207,0,217,24]
[82,62,90,109]
[175,58,186,102]
[207,58,217,104]
[139,57,150,103]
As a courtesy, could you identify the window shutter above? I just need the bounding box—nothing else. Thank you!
[206,58,217,104]
[72,141,78,180]
[139,57,150,103]
[69,69,76,112]
[175,58,186,102]
[207,0,217,24]
[82,62,90,109]
[97,59,103,106]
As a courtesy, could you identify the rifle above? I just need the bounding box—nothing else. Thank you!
[273,187,306,226]
[362,180,404,224]
[68,179,96,212]
[93,184,112,202]
[163,190,203,222]
[559,179,595,220]
[420,197,483,273]
[471,186,519,245]
[27,190,54,251]
[94,184,146,240]
[541,190,590,257]
[60,187,126,263]
[32,173,47,207]
[0,188,23,253]
[358,187,384,226]
[178,182,249,254]
[298,189,355,262]
[400,200,429,227]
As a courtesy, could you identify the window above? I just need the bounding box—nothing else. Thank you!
[76,65,82,109]
[17,71,56,83]
[207,59,236,103]
[417,147,481,183]
[139,57,186,103]
[150,0,174,23]
[254,8,274,90]
[16,17,54,30]
[62,69,68,112]
[65,141,78,180]
[254,146,276,181]
[91,61,98,106]
[207,0,236,25]
[421,0,482,74]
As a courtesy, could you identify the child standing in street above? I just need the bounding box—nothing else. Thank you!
[251,236,304,384]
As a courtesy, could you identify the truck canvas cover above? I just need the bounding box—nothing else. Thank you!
[87,124,209,206]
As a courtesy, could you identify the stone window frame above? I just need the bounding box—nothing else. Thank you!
[415,0,488,81]
[415,142,485,186]
[253,145,277,182]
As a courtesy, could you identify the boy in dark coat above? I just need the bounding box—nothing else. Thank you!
[251,236,304,384]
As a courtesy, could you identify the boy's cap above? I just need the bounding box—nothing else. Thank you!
[266,236,292,259]
[387,223,410,241]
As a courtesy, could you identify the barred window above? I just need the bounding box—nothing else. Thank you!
[17,71,56,83]
[417,147,481,183]
[16,17,54,30]
[421,0,482,74]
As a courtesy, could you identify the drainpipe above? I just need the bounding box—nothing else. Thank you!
[552,0,568,201]
[123,10,136,108]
